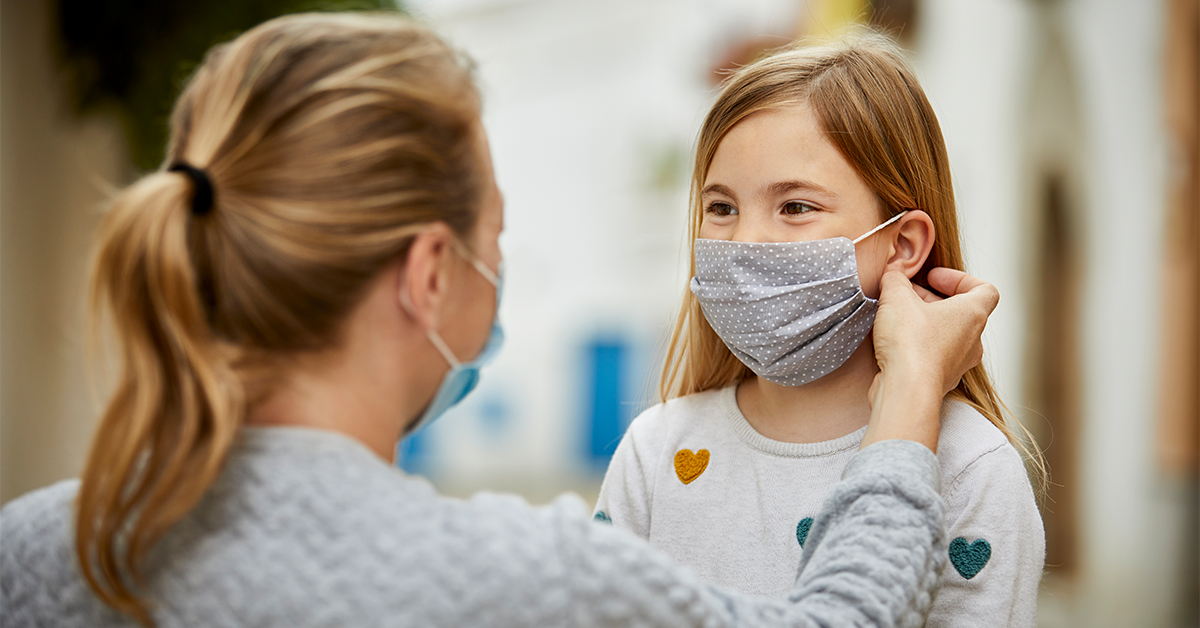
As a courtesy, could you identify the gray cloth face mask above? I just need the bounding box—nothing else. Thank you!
[689,211,907,387]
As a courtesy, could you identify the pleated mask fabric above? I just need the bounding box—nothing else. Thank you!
[689,212,906,387]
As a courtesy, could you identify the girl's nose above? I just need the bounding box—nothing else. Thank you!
[730,210,785,243]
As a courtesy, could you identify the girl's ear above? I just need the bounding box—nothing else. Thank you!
[885,210,936,279]
[398,224,455,331]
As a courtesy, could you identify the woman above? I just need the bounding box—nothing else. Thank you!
[0,13,998,627]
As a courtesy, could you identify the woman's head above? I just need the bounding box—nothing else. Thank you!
[662,32,1040,476]
[78,13,490,622]
[164,12,486,354]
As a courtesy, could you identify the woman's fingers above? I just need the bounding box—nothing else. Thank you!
[878,269,914,299]
[874,269,1000,396]
[909,281,941,304]
[927,267,1000,313]
[925,267,970,296]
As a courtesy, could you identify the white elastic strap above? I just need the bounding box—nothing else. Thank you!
[469,257,500,287]
[451,236,500,287]
[398,290,458,367]
[426,329,462,368]
[852,210,909,245]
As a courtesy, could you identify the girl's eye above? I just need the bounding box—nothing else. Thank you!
[782,201,818,215]
[706,202,738,217]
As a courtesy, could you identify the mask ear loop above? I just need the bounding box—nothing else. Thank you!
[852,210,910,245]
[419,236,497,369]
[398,287,463,369]
[426,329,463,368]
[468,257,499,286]
[449,237,500,287]
[397,229,494,370]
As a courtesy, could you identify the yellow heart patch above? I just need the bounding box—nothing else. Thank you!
[674,448,710,485]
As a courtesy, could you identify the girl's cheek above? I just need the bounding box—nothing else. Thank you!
[855,245,889,300]
[698,219,731,240]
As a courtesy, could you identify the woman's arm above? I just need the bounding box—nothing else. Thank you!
[863,269,1001,452]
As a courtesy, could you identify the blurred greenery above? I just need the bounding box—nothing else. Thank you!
[57,0,401,172]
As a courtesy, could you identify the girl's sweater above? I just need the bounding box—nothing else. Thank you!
[1,426,948,627]
[595,384,1044,627]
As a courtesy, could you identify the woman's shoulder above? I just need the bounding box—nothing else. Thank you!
[0,480,97,620]
[1,477,78,515]
[1,479,78,549]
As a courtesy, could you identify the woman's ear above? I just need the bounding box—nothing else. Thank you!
[397,224,455,331]
[885,210,936,279]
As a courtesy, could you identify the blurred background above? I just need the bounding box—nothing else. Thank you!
[1,0,1196,625]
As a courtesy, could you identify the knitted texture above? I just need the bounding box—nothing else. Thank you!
[2,428,944,627]
[595,385,1045,626]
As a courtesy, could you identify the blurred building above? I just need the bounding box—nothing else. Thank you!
[2,0,1196,626]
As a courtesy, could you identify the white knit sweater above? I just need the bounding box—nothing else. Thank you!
[595,384,1044,627]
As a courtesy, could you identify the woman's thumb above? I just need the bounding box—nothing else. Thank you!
[878,271,913,304]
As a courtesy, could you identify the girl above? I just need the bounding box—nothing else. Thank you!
[595,33,1045,627]
[1,13,1001,628]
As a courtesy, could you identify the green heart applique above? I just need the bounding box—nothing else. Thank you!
[948,537,991,579]
[593,511,612,525]
[795,517,814,548]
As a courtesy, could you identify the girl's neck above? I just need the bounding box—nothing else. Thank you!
[735,340,877,444]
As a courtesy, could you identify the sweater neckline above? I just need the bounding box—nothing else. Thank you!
[238,425,390,464]
[716,384,867,458]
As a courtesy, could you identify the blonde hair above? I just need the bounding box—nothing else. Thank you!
[78,13,482,624]
[660,32,1046,488]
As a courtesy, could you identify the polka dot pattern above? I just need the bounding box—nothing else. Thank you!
[690,237,878,387]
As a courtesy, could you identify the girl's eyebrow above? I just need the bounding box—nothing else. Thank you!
[767,180,839,199]
[700,183,737,198]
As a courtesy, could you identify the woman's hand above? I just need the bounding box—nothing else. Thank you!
[875,268,1000,396]
[861,269,1000,452]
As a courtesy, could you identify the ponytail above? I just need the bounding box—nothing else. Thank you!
[76,171,242,624]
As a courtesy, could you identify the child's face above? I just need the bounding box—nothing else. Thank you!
[698,102,890,298]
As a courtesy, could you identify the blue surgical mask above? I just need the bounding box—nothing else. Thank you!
[404,250,504,437]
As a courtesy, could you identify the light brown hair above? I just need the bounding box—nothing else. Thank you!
[78,13,482,624]
[660,31,1046,487]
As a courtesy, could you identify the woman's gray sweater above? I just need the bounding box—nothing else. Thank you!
[0,427,946,627]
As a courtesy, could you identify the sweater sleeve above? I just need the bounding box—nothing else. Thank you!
[926,444,1044,627]
[570,439,947,628]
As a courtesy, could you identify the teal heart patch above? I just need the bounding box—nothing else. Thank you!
[795,517,814,548]
[593,511,612,525]
[948,537,991,579]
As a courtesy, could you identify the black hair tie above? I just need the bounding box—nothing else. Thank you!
[168,162,215,216]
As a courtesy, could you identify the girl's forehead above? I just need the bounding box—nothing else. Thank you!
[704,105,870,202]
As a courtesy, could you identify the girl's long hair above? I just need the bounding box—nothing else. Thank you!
[659,31,1046,489]
[78,13,482,624]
